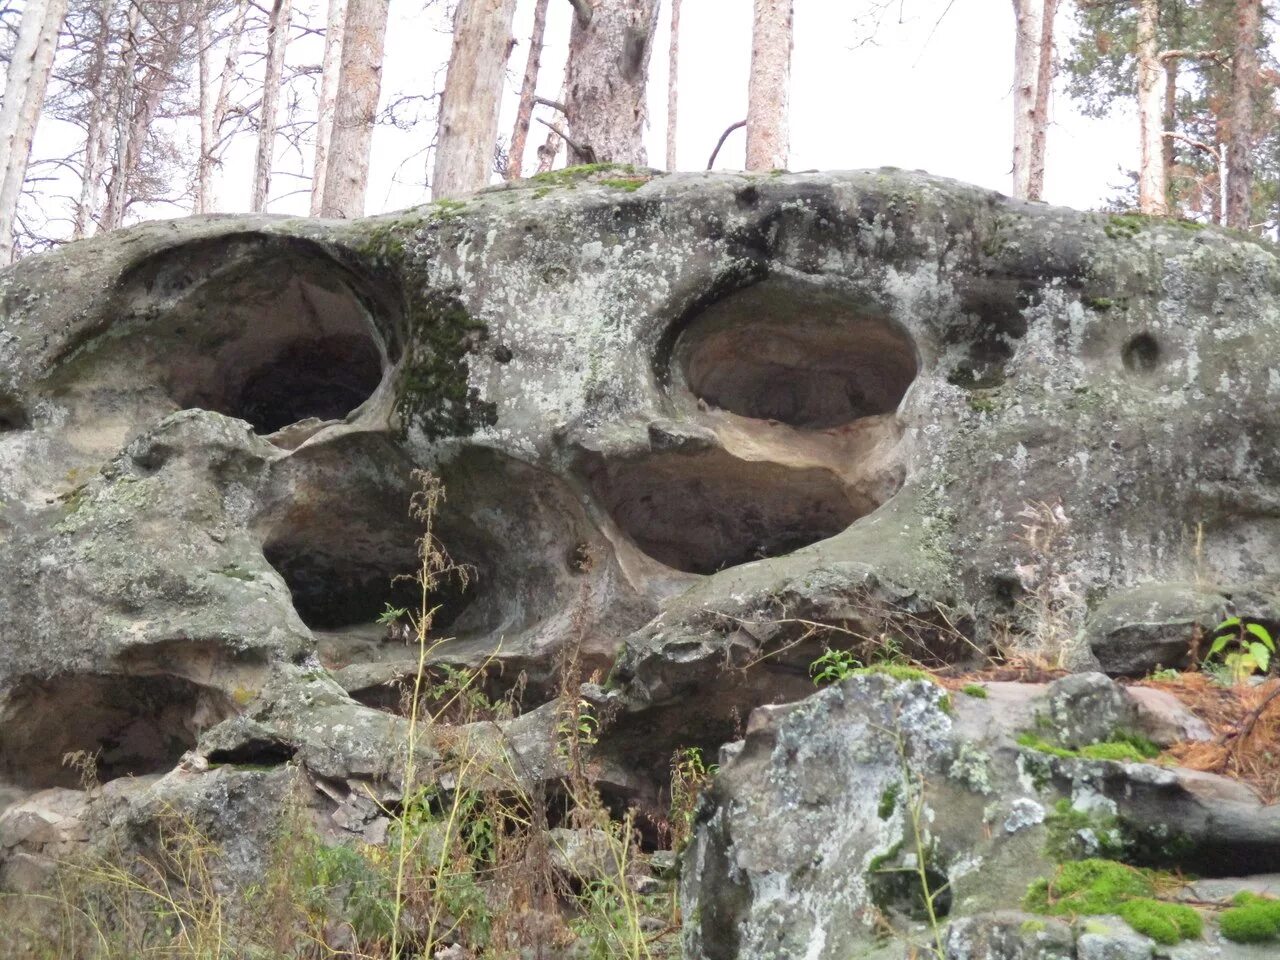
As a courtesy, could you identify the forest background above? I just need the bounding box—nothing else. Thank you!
[0,0,1275,261]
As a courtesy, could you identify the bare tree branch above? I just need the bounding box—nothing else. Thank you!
[706,119,745,170]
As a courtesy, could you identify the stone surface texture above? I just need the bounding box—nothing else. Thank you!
[3,167,1280,957]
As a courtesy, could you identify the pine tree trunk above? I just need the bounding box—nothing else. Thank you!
[102,2,190,231]
[101,2,141,232]
[1010,0,1038,199]
[1162,57,1178,193]
[0,0,69,261]
[666,0,680,171]
[74,0,114,238]
[319,0,389,217]
[1026,0,1058,201]
[1225,0,1261,230]
[311,0,348,213]
[197,0,250,214]
[433,0,516,197]
[564,0,661,166]
[1136,0,1167,215]
[251,0,293,213]
[508,0,550,180]
[196,12,213,213]
[745,0,792,171]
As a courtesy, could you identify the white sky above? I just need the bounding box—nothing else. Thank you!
[27,0,1147,234]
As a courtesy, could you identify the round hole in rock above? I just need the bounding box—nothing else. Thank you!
[263,531,479,634]
[589,449,863,575]
[153,240,393,433]
[1122,332,1160,373]
[0,673,236,789]
[675,280,918,427]
[0,393,28,432]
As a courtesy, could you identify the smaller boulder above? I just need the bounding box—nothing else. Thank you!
[1083,583,1226,677]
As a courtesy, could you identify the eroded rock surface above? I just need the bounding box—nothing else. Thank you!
[3,167,1280,956]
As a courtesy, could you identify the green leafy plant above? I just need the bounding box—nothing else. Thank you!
[1206,617,1275,684]
[809,648,862,685]
[376,602,409,625]
[669,748,718,851]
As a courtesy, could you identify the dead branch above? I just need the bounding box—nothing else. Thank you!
[534,116,593,164]
[706,119,745,170]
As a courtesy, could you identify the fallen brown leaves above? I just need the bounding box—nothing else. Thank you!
[1137,673,1280,804]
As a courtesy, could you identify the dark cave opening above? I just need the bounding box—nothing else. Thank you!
[589,448,862,575]
[263,530,479,633]
[0,673,236,789]
[237,334,383,434]
[159,244,394,434]
[676,280,918,428]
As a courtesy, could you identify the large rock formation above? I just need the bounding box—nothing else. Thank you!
[2,167,1280,957]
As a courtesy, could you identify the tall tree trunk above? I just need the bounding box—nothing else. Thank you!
[433,0,516,198]
[74,0,114,238]
[103,1,190,231]
[311,0,348,213]
[1010,0,1039,199]
[1136,0,1167,215]
[197,0,250,214]
[101,1,141,232]
[319,0,389,217]
[666,0,680,171]
[1226,0,1261,230]
[0,0,69,261]
[508,0,550,180]
[1026,0,1058,200]
[1162,56,1178,194]
[196,12,213,213]
[745,0,792,171]
[251,0,293,213]
[564,0,661,166]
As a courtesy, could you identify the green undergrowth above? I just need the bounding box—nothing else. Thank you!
[1219,892,1280,943]
[1025,859,1199,943]
[960,684,988,699]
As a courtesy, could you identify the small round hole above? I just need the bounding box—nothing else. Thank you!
[1122,333,1160,373]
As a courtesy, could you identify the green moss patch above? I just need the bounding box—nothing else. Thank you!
[1016,730,1160,763]
[528,163,640,190]
[1025,859,1201,942]
[853,663,930,683]
[1117,898,1202,944]
[396,288,497,440]
[1219,893,1280,943]
[600,177,649,192]
[961,684,988,699]
[1024,858,1155,916]
[878,781,901,820]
